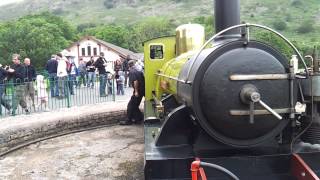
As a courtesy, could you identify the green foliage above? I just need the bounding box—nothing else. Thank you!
[77,23,97,33]
[0,12,77,70]
[272,20,287,31]
[291,0,303,7]
[128,18,175,52]
[253,31,293,60]
[193,16,214,38]
[297,20,315,34]
[84,25,130,50]
[84,18,175,52]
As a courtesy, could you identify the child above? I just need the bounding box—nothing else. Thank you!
[36,75,49,111]
[116,71,125,95]
[107,73,113,95]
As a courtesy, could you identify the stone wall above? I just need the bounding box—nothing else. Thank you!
[0,102,128,155]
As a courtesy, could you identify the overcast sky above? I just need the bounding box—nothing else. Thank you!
[0,0,23,6]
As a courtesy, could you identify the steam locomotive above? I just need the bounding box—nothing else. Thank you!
[143,0,320,179]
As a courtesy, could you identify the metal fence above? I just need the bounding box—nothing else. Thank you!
[0,75,123,118]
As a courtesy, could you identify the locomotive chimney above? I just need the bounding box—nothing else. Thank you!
[214,0,240,36]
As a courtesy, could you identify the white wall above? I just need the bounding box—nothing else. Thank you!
[64,38,121,71]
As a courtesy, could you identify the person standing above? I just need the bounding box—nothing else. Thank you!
[107,73,113,95]
[67,59,77,95]
[24,58,36,110]
[46,55,59,97]
[94,52,108,97]
[122,58,129,87]
[10,54,29,115]
[115,71,125,95]
[120,60,145,125]
[0,64,12,115]
[114,59,123,74]
[56,53,68,98]
[86,56,96,88]
[78,58,87,88]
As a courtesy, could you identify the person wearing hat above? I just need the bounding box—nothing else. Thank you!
[120,60,145,125]
[94,52,108,97]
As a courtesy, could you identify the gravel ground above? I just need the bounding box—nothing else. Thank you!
[0,125,144,180]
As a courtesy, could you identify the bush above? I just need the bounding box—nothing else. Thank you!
[77,23,97,32]
[104,0,115,9]
[285,14,292,22]
[52,8,64,15]
[291,0,303,7]
[297,20,314,34]
[272,20,287,31]
[254,31,293,60]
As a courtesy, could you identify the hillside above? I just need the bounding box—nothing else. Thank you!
[0,0,319,44]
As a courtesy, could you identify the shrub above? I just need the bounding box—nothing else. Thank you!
[272,20,287,31]
[291,0,303,7]
[297,20,314,34]
[104,0,115,9]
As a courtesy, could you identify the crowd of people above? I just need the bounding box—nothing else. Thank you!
[0,54,37,115]
[0,51,137,116]
[46,52,128,98]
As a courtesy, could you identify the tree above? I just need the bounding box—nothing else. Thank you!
[128,18,175,52]
[254,31,293,60]
[0,12,77,70]
[77,23,97,33]
[193,16,214,38]
[83,25,130,50]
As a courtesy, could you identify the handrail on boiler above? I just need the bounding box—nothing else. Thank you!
[184,23,309,84]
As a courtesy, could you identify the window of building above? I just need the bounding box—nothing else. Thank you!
[87,46,91,56]
[93,48,97,56]
[81,48,85,56]
[150,45,164,59]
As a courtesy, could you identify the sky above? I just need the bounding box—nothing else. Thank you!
[0,0,23,6]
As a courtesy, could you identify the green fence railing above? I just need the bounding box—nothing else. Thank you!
[0,75,124,118]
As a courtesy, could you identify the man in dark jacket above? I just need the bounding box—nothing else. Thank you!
[120,60,145,125]
[86,56,96,88]
[10,54,29,115]
[46,54,59,97]
[94,52,108,97]
[24,58,36,109]
[0,64,12,115]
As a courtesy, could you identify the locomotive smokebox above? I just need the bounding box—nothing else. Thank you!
[215,0,240,36]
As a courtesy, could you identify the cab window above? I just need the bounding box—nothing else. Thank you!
[150,45,164,59]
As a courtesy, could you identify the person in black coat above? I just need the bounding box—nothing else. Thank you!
[94,52,108,97]
[10,54,29,115]
[86,56,96,88]
[120,60,145,125]
[46,54,59,97]
[0,64,12,114]
[24,58,36,109]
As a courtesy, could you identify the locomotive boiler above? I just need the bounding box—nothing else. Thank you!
[143,0,320,179]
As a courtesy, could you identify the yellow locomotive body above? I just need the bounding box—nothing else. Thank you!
[144,24,205,103]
